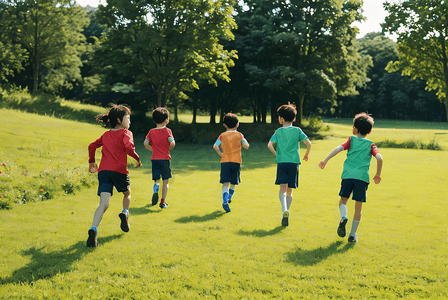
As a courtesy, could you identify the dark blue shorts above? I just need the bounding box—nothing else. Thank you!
[220,162,241,185]
[275,163,299,188]
[339,179,369,202]
[97,170,130,196]
[152,160,172,181]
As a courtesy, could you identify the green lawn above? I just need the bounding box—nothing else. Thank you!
[1,109,447,298]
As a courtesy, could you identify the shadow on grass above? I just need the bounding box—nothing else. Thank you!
[174,210,226,223]
[236,226,286,237]
[0,234,123,285]
[130,204,161,216]
[285,241,355,266]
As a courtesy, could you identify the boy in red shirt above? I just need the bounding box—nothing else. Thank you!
[87,104,142,248]
[144,107,175,208]
[213,113,250,212]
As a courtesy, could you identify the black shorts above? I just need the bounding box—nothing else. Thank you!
[339,179,369,202]
[275,163,299,188]
[220,162,241,185]
[97,170,130,196]
[152,160,172,181]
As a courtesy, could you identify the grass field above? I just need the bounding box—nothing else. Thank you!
[1,109,447,299]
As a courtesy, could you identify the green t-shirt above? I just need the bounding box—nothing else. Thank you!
[341,136,375,183]
[269,126,308,164]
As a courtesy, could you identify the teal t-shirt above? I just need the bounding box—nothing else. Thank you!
[269,126,308,164]
[341,136,374,183]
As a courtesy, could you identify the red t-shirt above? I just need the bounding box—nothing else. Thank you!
[88,128,140,174]
[146,127,174,160]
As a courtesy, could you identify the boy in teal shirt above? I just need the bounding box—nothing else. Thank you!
[268,105,311,227]
[319,113,383,242]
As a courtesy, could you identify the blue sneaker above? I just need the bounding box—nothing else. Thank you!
[86,228,97,248]
[222,202,231,213]
[337,217,348,237]
[281,211,289,227]
[119,211,130,232]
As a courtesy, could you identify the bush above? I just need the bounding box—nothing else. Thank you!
[0,157,96,209]
[376,139,443,150]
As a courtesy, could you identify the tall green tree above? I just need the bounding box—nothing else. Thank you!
[383,0,448,122]
[1,0,89,94]
[234,0,368,125]
[95,0,238,120]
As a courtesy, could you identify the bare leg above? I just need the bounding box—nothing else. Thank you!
[91,192,110,228]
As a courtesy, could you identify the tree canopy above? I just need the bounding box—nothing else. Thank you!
[383,0,448,121]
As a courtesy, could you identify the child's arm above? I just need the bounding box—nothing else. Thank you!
[144,139,153,151]
[267,141,276,156]
[319,145,344,169]
[213,143,222,157]
[242,138,250,150]
[302,139,311,161]
[373,153,383,184]
[168,137,175,151]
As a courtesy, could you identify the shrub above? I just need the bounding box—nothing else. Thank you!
[376,139,443,150]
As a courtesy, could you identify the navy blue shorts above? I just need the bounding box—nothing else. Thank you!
[97,170,130,196]
[275,163,299,188]
[339,179,369,202]
[152,160,172,180]
[220,162,241,185]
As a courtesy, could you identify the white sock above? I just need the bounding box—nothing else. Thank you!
[340,204,347,219]
[350,220,360,237]
[279,192,287,213]
[222,186,229,195]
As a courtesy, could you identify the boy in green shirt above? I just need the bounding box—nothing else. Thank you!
[268,105,311,227]
[319,113,383,242]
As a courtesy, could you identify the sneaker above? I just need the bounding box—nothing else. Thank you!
[222,202,230,213]
[337,217,348,237]
[348,235,358,243]
[281,211,289,227]
[159,202,168,209]
[86,228,97,248]
[152,193,159,206]
[119,211,130,232]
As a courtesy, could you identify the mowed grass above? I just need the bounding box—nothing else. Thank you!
[1,110,447,299]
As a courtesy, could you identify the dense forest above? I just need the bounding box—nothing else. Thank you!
[1,0,447,125]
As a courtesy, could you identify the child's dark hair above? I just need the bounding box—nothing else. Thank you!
[277,104,297,122]
[153,107,170,124]
[223,113,239,128]
[95,103,131,128]
[353,112,374,135]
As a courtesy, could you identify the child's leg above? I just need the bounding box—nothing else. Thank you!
[286,188,293,210]
[339,197,349,219]
[337,197,349,237]
[349,201,363,240]
[279,184,288,213]
[91,192,110,228]
[228,184,236,203]
[160,179,169,203]
[222,182,231,212]
[153,179,160,193]
[119,190,131,232]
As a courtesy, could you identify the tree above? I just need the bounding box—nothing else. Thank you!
[234,0,368,125]
[383,0,448,122]
[95,0,238,120]
[1,0,89,94]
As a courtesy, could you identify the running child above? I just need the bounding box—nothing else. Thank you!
[213,113,250,213]
[319,112,383,242]
[268,104,311,227]
[87,104,142,248]
[144,107,175,209]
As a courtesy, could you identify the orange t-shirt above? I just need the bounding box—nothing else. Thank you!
[217,131,245,164]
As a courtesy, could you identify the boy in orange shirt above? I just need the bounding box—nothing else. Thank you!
[213,113,250,213]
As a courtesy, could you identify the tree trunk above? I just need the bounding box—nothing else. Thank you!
[192,91,197,124]
[32,19,39,95]
[297,92,305,126]
[210,94,217,124]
